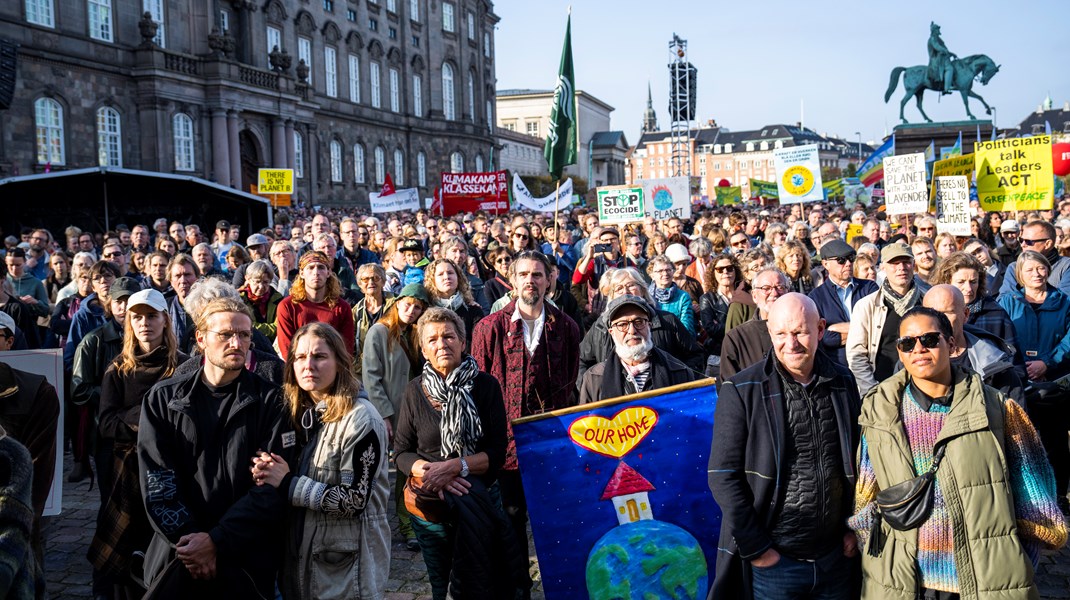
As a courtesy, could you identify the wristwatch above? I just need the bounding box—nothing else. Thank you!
[459,456,470,478]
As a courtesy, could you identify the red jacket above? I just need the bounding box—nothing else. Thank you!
[470,299,581,470]
[275,296,355,359]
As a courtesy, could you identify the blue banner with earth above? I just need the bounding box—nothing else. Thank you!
[512,379,720,600]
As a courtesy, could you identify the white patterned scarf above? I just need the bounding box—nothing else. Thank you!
[422,354,482,457]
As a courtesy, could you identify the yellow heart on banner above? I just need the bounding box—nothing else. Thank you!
[568,406,659,458]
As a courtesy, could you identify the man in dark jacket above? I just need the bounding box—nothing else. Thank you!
[709,293,861,600]
[579,295,699,403]
[808,239,878,367]
[138,297,293,598]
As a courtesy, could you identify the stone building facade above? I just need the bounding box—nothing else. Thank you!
[1,0,498,208]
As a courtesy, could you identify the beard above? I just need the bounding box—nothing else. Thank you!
[207,350,246,372]
[614,335,654,363]
[518,286,543,306]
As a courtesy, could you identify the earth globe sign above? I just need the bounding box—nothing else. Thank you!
[586,519,708,600]
[782,165,815,196]
[653,186,674,211]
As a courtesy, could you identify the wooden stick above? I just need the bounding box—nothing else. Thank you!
[553,178,562,241]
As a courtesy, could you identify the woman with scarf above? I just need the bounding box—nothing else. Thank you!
[424,258,484,350]
[352,263,395,378]
[238,259,283,342]
[481,247,513,306]
[776,239,818,294]
[363,283,429,550]
[930,251,1019,357]
[252,322,391,599]
[91,289,185,599]
[647,253,696,334]
[394,307,524,600]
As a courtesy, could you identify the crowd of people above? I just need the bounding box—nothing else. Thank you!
[2,195,1070,599]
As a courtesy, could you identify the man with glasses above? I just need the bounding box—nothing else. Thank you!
[720,267,790,381]
[578,295,697,404]
[847,242,924,395]
[101,242,141,281]
[999,220,1070,296]
[621,233,647,273]
[139,297,293,598]
[995,219,1022,266]
[728,231,752,255]
[809,239,878,367]
[24,229,52,281]
[915,215,938,240]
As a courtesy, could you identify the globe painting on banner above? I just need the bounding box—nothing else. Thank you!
[512,380,720,599]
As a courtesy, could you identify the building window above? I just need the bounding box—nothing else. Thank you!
[466,71,475,122]
[483,31,491,58]
[348,55,360,103]
[172,113,194,171]
[388,27,397,40]
[34,98,64,165]
[354,144,365,183]
[346,9,356,22]
[329,140,343,183]
[411,35,420,47]
[412,75,423,117]
[294,131,304,178]
[267,26,282,60]
[324,46,338,97]
[26,0,55,27]
[442,2,454,32]
[143,0,165,46]
[323,0,333,12]
[96,106,122,167]
[374,146,385,185]
[475,153,483,172]
[298,37,312,85]
[417,151,426,186]
[389,68,400,112]
[219,10,229,31]
[409,0,419,21]
[450,151,463,173]
[466,11,475,40]
[88,0,113,41]
[368,18,377,31]
[370,62,381,108]
[394,149,404,185]
[526,121,539,137]
[442,63,455,120]
[485,99,493,133]
[386,0,396,12]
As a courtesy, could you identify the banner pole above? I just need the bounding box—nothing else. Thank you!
[553,178,562,241]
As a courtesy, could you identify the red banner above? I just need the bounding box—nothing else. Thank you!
[440,170,508,216]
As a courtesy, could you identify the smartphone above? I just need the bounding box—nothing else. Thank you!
[593,243,612,253]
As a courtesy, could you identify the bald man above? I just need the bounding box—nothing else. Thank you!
[923,285,1025,403]
[709,293,862,600]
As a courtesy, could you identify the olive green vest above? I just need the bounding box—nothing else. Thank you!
[857,369,1037,600]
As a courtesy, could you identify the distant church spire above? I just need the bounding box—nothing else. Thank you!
[642,82,658,133]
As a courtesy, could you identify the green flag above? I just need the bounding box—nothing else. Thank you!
[544,14,577,180]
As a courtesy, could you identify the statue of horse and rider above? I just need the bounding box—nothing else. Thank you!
[885,22,1001,124]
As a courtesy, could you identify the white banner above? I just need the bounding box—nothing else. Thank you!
[513,173,573,212]
[883,153,928,215]
[369,187,420,213]
[640,176,692,220]
[773,144,824,204]
[935,175,972,235]
[1,349,64,516]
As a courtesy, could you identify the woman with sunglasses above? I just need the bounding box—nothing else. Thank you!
[699,254,747,361]
[482,246,514,306]
[508,225,537,254]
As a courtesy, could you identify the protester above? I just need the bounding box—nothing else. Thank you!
[424,258,483,350]
[238,259,283,341]
[809,239,878,367]
[275,251,355,360]
[1000,220,1070,296]
[481,246,514,306]
[996,219,1022,266]
[776,240,818,295]
[165,253,200,350]
[5,248,50,318]
[698,254,748,362]
[719,268,789,382]
[352,263,395,378]
[646,254,696,334]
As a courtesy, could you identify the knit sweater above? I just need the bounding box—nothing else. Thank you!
[849,386,1068,593]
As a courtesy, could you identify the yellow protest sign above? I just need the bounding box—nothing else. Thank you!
[846,223,864,243]
[975,135,1054,212]
[257,168,294,194]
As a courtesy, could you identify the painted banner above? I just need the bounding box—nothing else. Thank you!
[858,135,895,186]
[597,185,646,225]
[773,144,824,204]
[749,179,779,198]
[440,170,509,216]
[975,135,1055,212]
[883,153,928,215]
[934,175,971,236]
[641,177,692,220]
[368,187,420,213]
[715,186,742,206]
[512,380,720,600]
[513,173,573,212]
[823,178,845,198]
[1,350,64,516]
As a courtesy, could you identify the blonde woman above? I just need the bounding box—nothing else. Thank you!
[776,240,817,294]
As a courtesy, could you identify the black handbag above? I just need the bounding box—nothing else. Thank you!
[867,445,946,556]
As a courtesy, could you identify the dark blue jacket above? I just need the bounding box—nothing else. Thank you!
[997,285,1070,379]
[808,277,878,366]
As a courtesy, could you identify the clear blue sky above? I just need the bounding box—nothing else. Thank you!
[494,0,1068,146]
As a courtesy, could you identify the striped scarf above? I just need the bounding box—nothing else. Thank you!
[422,354,482,457]
[881,280,920,317]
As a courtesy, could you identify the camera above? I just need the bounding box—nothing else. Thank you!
[593,243,612,253]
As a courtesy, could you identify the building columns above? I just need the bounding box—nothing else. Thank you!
[272,117,286,168]
[211,109,230,186]
[227,110,240,189]
[285,120,295,169]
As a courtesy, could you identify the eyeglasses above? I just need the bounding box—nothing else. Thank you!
[714,266,734,273]
[612,283,644,295]
[495,257,513,265]
[1020,238,1051,247]
[651,268,673,275]
[207,330,253,343]
[752,284,789,294]
[513,233,530,239]
[731,239,749,246]
[92,274,116,283]
[359,275,382,283]
[825,256,854,265]
[609,318,649,333]
[896,331,943,353]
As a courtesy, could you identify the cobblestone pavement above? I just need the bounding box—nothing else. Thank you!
[42,451,1070,599]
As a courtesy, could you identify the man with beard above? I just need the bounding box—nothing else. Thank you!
[166,254,200,351]
[579,295,697,403]
[139,297,293,598]
[910,237,937,291]
[999,220,1070,296]
[471,250,580,581]
[274,251,354,359]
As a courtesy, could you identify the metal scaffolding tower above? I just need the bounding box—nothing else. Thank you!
[668,34,696,178]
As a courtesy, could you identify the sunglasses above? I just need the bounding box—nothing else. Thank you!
[825,256,854,265]
[714,266,734,273]
[1020,238,1050,247]
[896,332,943,353]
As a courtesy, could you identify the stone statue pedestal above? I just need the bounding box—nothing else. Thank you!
[892,121,994,158]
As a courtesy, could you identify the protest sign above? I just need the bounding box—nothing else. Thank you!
[934,176,971,236]
[597,185,646,224]
[368,187,420,213]
[773,144,824,204]
[1,350,64,516]
[440,170,509,216]
[846,223,864,243]
[929,153,974,205]
[715,186,742,206]
[257,168,293,194]
[512,380,720,600]
[883,153,928,215]
[975,135,1055,212]
[513,173,573,212]
[641,177,691,220]
[749,178,779,198]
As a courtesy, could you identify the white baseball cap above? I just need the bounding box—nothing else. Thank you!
[664,243,691,264]
[126,289,168,312]
[0,311,16,335]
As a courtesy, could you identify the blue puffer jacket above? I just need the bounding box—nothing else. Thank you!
[997,285,1070,379]
[649,285,696,334]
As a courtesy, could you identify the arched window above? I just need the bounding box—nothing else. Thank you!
[374,146,385,184]
[450,151,464,173]
[353,144,365,183]
[466,71,475,122]
[329,140,343,182]
[442,63,455,121]
[412,74,423,117]
[96,106,122,167]
[417,151,426,186]
[172,113,194,171]
[34,98,65,165]
[294,131,305,178]
[393,149,405,186]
